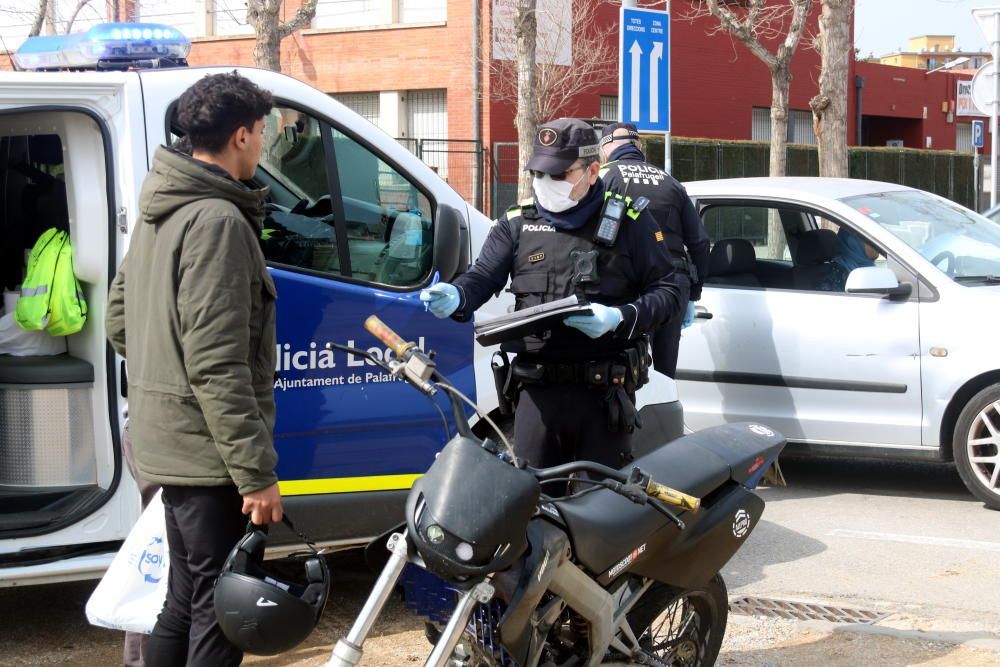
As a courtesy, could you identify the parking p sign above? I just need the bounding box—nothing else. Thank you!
[973,120,986,149]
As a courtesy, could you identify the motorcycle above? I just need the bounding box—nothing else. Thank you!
[327,316,785,667]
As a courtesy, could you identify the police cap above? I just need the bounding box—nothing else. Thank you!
[525,118,600,175]
[599,122,641,147]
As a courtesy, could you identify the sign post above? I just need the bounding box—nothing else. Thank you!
[974,119,985,208]
[619,2,671,172]
[974,7,1000,206]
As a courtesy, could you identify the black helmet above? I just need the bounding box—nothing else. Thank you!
[214,518,329,656]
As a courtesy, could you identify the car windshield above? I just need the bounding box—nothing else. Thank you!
[841,190,1000,282]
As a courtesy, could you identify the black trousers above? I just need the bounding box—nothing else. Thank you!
[651,274,691,378]
[514,383,632,472]
[145,485,246,667]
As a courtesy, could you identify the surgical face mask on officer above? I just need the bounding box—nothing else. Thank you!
[532,166,588,213]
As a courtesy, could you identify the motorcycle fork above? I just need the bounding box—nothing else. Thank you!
[328,531,410,667]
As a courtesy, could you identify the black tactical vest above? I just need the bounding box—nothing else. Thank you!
[601,160,686,258]
[503,200,638,358]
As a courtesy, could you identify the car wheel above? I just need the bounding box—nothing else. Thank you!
[954,384,1000,510]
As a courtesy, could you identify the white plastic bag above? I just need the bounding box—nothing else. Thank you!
[86,490,169,634]
[0,312,66,356]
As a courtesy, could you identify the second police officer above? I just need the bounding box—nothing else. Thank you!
[421,118,684,471]
[599,122,710,378]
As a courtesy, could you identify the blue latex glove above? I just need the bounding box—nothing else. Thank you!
[681,302,696,329]
[564,303,623,339]
[420,282,460,318]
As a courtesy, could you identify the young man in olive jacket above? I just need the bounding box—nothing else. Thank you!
[106,72,282,667]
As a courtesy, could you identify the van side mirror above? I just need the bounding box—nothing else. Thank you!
[433,203,469,282]
[845,266,912,300]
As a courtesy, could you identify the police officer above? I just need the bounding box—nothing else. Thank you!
[599,122,710,378]
[421,118,683,471]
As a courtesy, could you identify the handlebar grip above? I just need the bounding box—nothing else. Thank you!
[364,315,414,358]
[646,480,701,513]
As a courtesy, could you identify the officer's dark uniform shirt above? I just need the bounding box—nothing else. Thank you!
[600,143,710,301]
[448,178,682,361]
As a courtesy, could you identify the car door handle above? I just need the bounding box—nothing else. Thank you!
[694,305,713,320]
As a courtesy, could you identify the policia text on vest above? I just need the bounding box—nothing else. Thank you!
[15,228,88,336]
[420,118,684,477]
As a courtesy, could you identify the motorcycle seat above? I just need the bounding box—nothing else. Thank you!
[555,422,784,577]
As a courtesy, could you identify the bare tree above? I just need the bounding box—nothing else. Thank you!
[689,1,813,177]
[810,0,850,177]
[689,0,812,258]
[513,0,538,200]
[63,0,94,34]
[245,0,319,72]
[29,0,48,37]
[494,0,617,199]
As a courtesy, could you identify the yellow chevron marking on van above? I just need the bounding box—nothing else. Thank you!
[278,474,422,496]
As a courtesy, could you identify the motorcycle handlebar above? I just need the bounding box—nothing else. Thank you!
[364,315,414,359]
[533,461,700,514]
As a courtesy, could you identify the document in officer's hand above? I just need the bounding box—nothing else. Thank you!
[474,295,593,346]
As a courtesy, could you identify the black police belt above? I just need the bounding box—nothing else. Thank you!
[511,343,650,393]
[671,254,698,283]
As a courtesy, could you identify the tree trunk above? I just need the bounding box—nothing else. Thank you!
[811,0,851,178]
[515,0,538,202]
[29,0,47,37]
[44,0,57,35]
[248,0,282,72]
[768,65,791,260]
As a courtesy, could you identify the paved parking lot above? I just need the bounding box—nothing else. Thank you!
[2,456,999,666]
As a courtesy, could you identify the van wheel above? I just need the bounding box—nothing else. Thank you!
[954,384,1000,510]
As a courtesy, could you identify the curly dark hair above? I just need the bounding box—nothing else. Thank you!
[176,72,273,153]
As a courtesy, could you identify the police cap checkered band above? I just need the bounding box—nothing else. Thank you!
[599,122,641,146]
[525,118,600,174]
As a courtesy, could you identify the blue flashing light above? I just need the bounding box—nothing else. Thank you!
[14,22,191,71]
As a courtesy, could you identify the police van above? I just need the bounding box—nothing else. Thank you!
[0,24,681,586]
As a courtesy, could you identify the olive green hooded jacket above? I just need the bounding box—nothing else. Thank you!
[106,146,278,494]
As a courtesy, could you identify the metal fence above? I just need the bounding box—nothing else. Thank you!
[396,138,484,212]
[646,139,976,210]
[491,142,521,218]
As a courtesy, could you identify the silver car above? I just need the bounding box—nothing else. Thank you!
[678,177,1000,509]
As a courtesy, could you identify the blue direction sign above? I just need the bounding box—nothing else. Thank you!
[619,7,670,133]
[973,119,986,149]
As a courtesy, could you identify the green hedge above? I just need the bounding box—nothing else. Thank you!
[642,137,975,209]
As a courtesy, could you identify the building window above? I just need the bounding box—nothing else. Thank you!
[313,0,445,30]
[136,0,203,38]
[407,89,448,175]
[332,92,382,128]
[956,123,974,154]
[212,0,254,36]
[752,107,817,145]
[600,95,618,121]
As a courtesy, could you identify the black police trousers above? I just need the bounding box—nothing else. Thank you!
[145,485,246,667]
[651,273,691,377]
[514,383,632,472]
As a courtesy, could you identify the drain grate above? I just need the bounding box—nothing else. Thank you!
[729,596,888,625]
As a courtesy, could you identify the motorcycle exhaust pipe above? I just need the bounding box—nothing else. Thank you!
[327,532,410,667]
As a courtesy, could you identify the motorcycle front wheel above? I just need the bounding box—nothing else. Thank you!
[625,573,728,667]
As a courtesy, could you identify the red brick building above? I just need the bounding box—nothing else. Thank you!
[1,0,988,208]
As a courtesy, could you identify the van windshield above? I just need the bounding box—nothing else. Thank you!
[841,190,1000,282]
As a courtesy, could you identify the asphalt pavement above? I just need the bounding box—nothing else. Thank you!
[724,455,1000,649]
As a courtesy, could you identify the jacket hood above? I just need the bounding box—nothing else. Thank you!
[139,146,268,230]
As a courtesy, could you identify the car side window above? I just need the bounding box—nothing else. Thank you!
[700,205,795,289]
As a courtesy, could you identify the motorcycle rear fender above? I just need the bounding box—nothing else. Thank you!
[499,519,570,664]
[617,486,764,590]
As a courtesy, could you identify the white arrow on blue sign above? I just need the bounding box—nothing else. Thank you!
[973,119,986,149]
[619,7,670,133]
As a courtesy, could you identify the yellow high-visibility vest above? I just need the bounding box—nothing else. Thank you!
[15,228,87,336]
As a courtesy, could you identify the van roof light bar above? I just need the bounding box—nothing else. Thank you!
[14,23,191,71]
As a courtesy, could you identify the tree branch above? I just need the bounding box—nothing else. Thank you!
[279,0,318,39]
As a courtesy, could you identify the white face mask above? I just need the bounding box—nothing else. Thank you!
[533,170,586,213]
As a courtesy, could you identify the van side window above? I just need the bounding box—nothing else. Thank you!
[330,127,434,287]
[255,106,434,288]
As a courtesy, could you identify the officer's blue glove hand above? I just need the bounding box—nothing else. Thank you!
[681,302,696,329]
[419,282,460,318]
[563,303,623,339]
